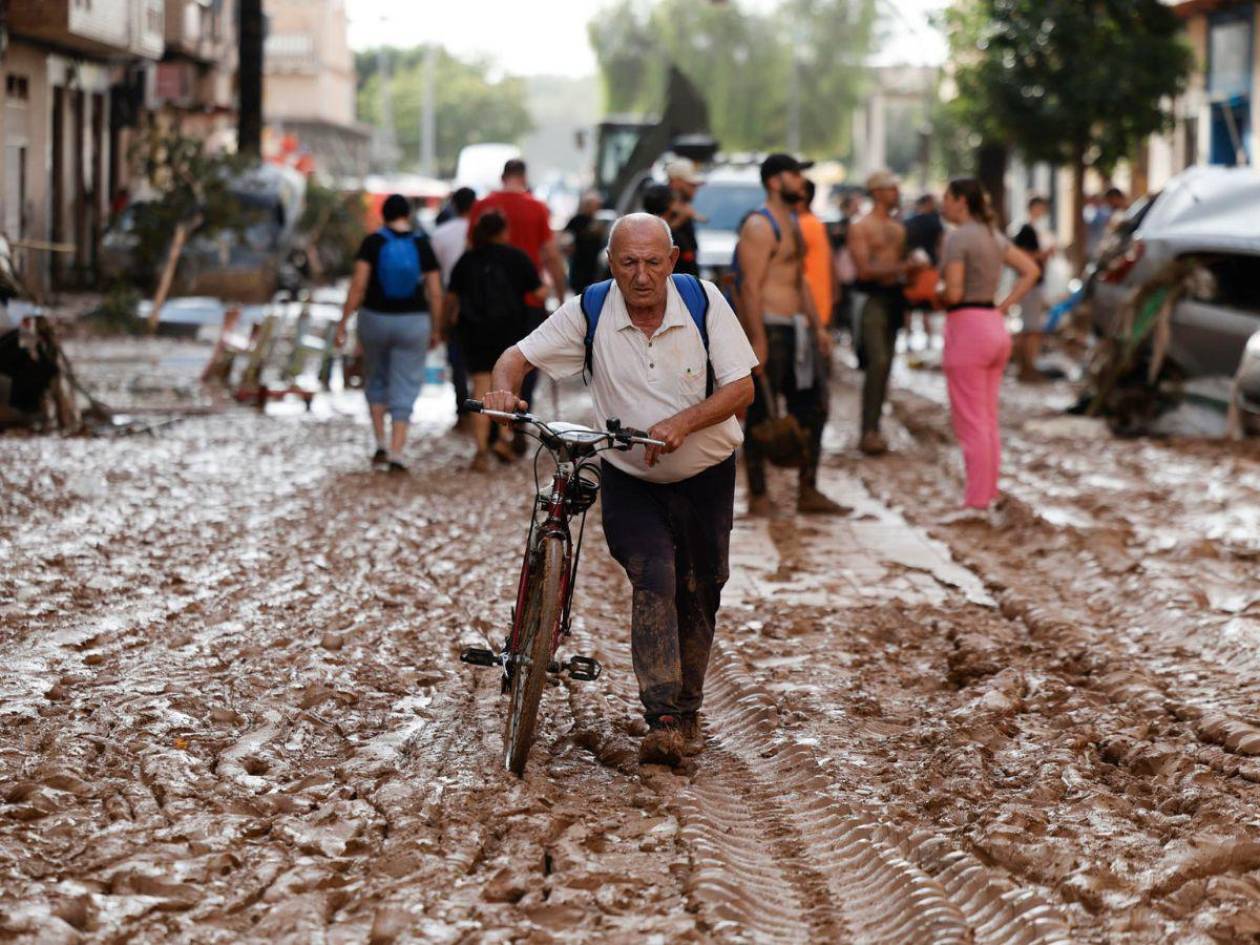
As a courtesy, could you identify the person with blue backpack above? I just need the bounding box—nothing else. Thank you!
[335,194,443,473]
[483,213,758,768]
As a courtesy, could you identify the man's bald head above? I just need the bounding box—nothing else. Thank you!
[607,213,679,313]
[608,212,674,255]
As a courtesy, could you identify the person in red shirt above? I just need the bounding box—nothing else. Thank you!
[469,159,567,313]
[468,159,567,418]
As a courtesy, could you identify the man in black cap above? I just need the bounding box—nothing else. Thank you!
[735,153,848,517]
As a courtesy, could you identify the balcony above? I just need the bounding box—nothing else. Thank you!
[9,0,165,61]
[164,0,232,64]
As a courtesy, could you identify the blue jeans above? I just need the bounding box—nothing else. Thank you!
[357,308,430,422]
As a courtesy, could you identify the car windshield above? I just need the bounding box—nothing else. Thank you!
[693,182,765,232]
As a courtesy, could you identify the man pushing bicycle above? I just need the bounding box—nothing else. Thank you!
[486,213,758,767]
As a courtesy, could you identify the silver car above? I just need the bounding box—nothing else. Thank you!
[1090,166,1260,378]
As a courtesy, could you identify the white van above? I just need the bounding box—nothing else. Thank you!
[455,143,523,197]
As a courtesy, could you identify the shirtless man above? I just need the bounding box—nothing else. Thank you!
[736,153,847,516]
[848,170,911,456]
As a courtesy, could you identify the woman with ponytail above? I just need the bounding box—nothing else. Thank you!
[939,179,1040,516]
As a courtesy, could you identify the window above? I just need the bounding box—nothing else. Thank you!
[5,75,29,102]
[1208,8,1254,98]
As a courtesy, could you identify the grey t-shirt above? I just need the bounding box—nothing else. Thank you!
[941,221,1008,304]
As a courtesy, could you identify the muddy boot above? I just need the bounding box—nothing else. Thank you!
[858,431,888,456]
[639,716,685,767]
[797,485,852,516]
[747,494,772,518]
[679,714,706,756]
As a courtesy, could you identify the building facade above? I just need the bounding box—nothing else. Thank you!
[3,0,165,295]
[1147,0,1257,190]
[152,0,238,152]
[262,0,368,178]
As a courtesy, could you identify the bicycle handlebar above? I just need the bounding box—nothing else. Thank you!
[463,400,666,449]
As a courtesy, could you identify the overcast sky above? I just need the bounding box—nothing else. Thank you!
[345,0,948,77]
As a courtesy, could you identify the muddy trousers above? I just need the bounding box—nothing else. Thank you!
[858,290,903,435]
[744,325,827,496]
[600,455,736,724]
[943,307,1011,508]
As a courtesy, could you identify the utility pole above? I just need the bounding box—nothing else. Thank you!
[238,0,264,159]
[375,24,397,174]
[788,31,803,154]
[420,45,436,177]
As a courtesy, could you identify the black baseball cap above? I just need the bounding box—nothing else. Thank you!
[760,152,814,185]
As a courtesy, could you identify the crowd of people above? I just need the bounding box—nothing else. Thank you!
[334,153,1107,766]
[336,154,1100,519]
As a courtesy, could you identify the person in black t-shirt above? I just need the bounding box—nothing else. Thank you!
[446,210,542,471]
[1012,195,1053,381]
[664,158,704,277]
[335,194,443,473]
[563,191,606,293]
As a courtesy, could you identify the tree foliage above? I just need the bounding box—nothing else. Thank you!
[589,0,876,159]
[945,0,1193,172]
[126,128,248,285]
[355,47,533,176]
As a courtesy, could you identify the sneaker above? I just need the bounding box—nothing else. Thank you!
[639,716,685,767]
[797,485,852,516]
[746,494,772,518]
[387,459,408,475]
[939,506,988,526]
[679,714,706,756]
[371,448,389,469]
[858,431,888,456]
[469,450,493,473]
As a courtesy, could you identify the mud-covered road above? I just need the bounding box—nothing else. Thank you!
[3,342,1260,944]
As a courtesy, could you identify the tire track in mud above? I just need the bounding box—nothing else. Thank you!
[827,376,1260,939]
[675,645,1074,945]
[876,383,1260,773]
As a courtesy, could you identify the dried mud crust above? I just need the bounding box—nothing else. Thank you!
[4,348,1260,943]
[0,415,704,943]
[784,366,1260,944]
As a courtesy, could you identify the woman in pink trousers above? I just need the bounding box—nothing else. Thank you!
[939,179,1040,515]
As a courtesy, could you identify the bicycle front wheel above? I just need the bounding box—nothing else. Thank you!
[504,535,565,777]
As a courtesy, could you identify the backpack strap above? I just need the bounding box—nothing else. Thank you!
[756,207,782,243]
[670,273,714,396]
[581,275,715,395]
[580,279,613,383]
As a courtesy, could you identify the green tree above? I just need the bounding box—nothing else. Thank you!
[947,0,1193,265]
[589,0,875,159]
[355,46,533,176]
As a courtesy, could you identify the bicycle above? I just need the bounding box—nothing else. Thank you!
[457,399,665,776]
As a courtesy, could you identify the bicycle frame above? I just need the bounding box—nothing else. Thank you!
[507,456,593,681]
[458,402,662,690]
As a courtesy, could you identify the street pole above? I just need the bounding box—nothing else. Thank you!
[788,37,802,154]
[420,45,436,177]
[376,28,396,174]
[238,0,264,160]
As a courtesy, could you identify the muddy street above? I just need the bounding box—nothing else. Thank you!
[3,349,1260,944]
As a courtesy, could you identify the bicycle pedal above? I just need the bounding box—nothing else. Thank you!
[459,646,500,668]
[565,655,602,682]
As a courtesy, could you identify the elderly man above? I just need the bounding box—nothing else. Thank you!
[485,213,757,767]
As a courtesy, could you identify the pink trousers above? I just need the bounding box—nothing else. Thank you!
[943,308,1011,508]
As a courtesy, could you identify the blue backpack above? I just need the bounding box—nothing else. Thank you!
[375,227,421,301]
[580,273,713,395]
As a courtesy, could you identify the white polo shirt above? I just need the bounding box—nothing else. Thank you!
[517,278,758,484]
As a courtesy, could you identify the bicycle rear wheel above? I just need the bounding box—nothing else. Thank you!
[504,535,565,777]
